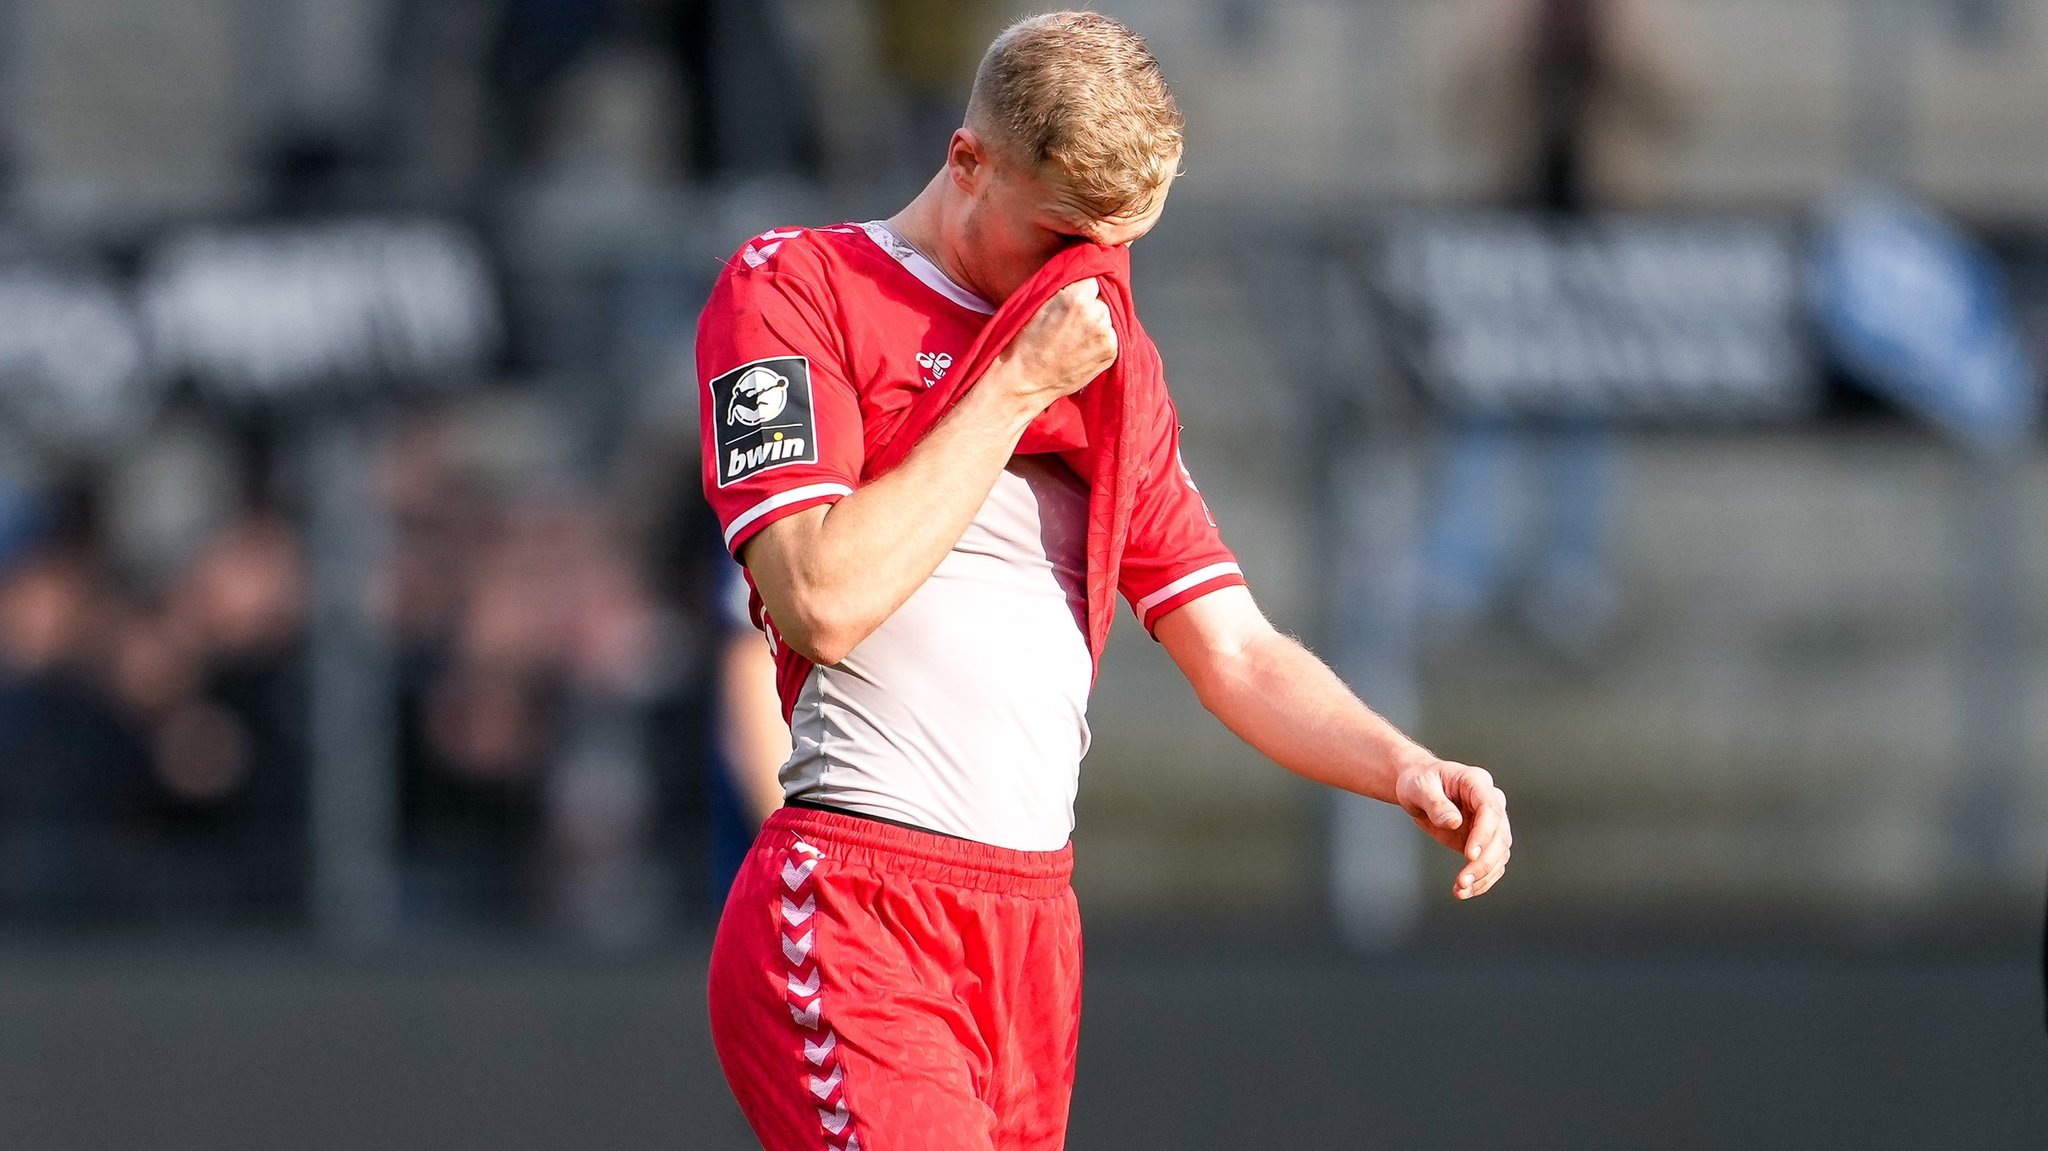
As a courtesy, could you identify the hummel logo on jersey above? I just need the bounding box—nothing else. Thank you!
[711,356,818,487]
[916,350,953,389]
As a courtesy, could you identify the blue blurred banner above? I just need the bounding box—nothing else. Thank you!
[1810,190,2042,455]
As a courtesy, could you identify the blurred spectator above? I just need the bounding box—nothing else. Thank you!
[0,444,321,925]
[1451,0,1688,212]
[868,0,991,184]
[0,391,772,939]
[249,0,403,209]
[1424,0,1690,658]
[0,490,152,921]
[488,0,819,183]
[379,412,551,928]
[128,507,310,922]
[371,402,751,939]
[633,422,786,919]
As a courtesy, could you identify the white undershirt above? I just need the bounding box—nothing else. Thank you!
[781,453,1094,851]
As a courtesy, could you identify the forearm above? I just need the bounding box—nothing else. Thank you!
[1163,590,1512,897]
[718,633,790,826]
[1194,629,1433,805]
[744,381,1036,664]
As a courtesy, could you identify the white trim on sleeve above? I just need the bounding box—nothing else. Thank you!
[1134,562,1244,617]
[723,483,854,550]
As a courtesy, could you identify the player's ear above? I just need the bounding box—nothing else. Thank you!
[947,128,989,194]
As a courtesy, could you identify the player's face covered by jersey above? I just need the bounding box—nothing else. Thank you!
[952,136,1173,303]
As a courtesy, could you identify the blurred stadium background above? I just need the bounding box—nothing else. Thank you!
[0,0,2045,1147]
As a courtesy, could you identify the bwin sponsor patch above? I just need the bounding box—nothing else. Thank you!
[712,356,818,487]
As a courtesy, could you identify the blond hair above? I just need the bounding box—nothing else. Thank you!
[965,11,1183,221]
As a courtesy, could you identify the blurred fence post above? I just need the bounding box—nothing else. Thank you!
[1323,437,1429,953]
[1953,453,2029,874]
[1321,233,1428,949]
[1848,0,1919,180]
[306,414,400,948]
[1253,226,1428,952]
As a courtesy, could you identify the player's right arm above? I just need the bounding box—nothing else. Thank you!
[701,251,1113,667]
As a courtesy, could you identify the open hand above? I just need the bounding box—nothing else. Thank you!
[1394,759,1511,900]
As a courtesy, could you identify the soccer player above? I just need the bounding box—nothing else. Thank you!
[698,13,1512,1150]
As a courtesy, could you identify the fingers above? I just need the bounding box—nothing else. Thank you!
[1062,276,1101,303]
[1451,773,1511,900]
[1454,823,1509,899]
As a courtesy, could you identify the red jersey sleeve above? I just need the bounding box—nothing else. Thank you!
[1118,398,1247,632]
[698,233,863,557]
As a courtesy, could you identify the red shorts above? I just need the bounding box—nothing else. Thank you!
[708,806,1081,1151]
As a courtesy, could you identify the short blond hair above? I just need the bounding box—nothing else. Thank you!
[966,11,1183,221]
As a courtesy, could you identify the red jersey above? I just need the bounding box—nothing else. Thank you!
[697,221,1243,638]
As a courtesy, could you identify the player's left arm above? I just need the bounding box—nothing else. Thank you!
[1155,587,1511,900]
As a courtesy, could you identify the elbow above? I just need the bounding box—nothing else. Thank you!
[771,593,871,667]
[1186,629,1277,719]
[1181,649,1239,719]
[784,628,858,668]
[742,515,878,666]
[1191,671,1240,722]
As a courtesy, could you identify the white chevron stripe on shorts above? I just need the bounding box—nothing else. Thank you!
[775,835,859,1150]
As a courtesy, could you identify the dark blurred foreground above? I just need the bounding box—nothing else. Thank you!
[4,924,2043,1151]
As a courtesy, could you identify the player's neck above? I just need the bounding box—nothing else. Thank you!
[887,174,993,306]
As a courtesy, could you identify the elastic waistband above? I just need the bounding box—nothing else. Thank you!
[761,806,1072,898]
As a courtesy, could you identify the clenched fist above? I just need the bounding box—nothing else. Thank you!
[989,278,1118,416]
